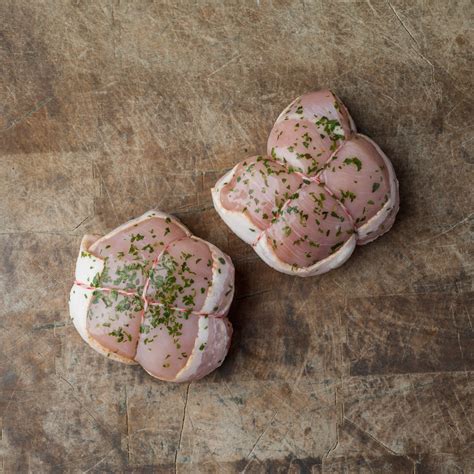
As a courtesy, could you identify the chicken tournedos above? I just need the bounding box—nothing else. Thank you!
[69,210,234,382]
[212,90,399,277]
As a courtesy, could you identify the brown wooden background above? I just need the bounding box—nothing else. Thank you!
[0,1,472,472]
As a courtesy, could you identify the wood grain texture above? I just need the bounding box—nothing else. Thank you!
[0,0,472,472]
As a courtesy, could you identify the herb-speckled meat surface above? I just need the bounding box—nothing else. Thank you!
[213,90,399,276]
[69,210,234,382]
[267,90,356,175]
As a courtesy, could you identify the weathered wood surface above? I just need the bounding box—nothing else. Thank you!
[0,1,472,472]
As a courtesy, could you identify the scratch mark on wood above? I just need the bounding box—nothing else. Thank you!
[207,54,240,78]
[1,97,52,133]
[33,322,66,331]
[386,0,435,71]
[323,388,340,461]
[83,447,116,473]
[56,371,115,440]
[71,215,91,231]
[236,289,271,300]
[242,411,278,472]
[175,383,190,473]
[429,384,461,442]
[452,390,474,431]
[222,382,244,426]
[0,230,78,236]
[94,163,119,224]
[56,373,75,391]
[345,417,416,464]
[125,386,131,463]
[366,0,379,16]
[386,1,419,47]
[457,332,467,375]
[139,160,152,204]
[414,213,473,245]
[3,387,18,414]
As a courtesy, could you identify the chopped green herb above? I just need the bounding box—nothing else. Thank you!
[109,327,132,343]
[343,157,362,171]
[340,190,357,203]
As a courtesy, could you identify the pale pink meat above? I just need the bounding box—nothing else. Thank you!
[135,308,200,380]
[146,236,213,310]
[89,215,187,292]
[220,156,303,230]
[265,181,354,268]
[213,90,399,276]
[69,211,234,382]
[86,290,143,359]
[267,90,356,175]
[319,134,392,229]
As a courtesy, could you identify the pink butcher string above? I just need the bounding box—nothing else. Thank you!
[75,235,217,319]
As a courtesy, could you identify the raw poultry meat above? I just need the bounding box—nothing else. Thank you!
[212,90,399,276]
[69,210,234,382]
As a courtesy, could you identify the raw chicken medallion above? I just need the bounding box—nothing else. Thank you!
[213,90,399,276]
[69,211,234,382]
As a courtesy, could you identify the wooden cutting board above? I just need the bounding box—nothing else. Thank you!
[1,1,472,472]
